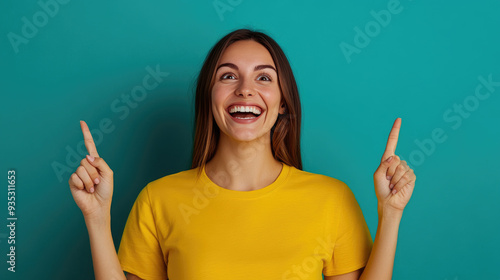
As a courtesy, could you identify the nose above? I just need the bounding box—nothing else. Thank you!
[235,77,255,97]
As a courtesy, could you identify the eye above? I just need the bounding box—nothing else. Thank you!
[220,72,236,80]
[257,72,272,82]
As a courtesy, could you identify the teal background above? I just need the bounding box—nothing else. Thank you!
[1,0,499,279]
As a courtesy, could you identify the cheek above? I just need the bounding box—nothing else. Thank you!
[211,88,223,109]
[261,89,282,110]
[211,87,228,120]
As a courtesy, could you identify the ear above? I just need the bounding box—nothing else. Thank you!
[280,103,286,114]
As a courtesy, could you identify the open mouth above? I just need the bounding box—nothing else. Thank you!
[227,105,263,120]
[230,111,261,119]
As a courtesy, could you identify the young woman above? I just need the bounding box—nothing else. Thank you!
[69,29,416,280]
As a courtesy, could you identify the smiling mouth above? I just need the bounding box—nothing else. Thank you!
[230,112,261,119]
[226,105,264,119]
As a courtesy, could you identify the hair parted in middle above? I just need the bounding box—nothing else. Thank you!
[191,28,303,178]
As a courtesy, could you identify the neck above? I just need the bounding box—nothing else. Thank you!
[205,131,283,191]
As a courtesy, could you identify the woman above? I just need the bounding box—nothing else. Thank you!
[69,28,416,280]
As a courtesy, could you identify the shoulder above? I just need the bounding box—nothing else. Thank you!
[289,166,349,198]
[142,167,201,200]
[148,167,199,186]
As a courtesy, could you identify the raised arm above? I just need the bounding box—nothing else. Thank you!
[68,120,126,280]
[325,118,416,280]
[360,117,416,280]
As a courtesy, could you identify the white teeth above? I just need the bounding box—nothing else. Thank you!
[229,105,262,115]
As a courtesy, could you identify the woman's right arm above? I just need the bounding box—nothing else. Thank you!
[85,215,128,280]
[85,215,144,279]
[69,121,129,280]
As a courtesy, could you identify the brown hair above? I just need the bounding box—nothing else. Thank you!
[190,28,302,177]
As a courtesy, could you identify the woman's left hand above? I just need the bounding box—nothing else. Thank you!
[373,118,417,215]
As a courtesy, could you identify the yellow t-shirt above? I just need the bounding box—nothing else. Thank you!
[117,162,373,279]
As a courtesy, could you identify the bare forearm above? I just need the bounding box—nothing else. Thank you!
[359,207,402,280]
[85,215,126,280]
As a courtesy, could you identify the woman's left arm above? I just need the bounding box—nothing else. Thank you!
[360,117,416,280]
[325,118,416,280]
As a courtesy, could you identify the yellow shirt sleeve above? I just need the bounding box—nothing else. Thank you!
[323,183,374,276]
[117,184,168,280]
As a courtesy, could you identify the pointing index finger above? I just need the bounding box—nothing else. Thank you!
[80,120,100,158]
[382,117,401,162]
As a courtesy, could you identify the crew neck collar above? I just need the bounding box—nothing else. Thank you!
[199,162,291,199]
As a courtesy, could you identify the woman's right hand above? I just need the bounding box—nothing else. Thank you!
[68,120,114,221]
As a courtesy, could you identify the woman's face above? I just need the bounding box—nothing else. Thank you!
[211,40,283,142]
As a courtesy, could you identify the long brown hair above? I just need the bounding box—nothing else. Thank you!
[191,28,302,177]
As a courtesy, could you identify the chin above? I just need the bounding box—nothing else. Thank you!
[231,133,259,142]
[230,130,270,143]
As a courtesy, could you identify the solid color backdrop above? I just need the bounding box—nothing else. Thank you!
[1,0,499,279]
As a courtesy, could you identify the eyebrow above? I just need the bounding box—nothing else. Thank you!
[215,62,277,73]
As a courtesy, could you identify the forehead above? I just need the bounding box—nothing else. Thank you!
[218,40,275,68]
